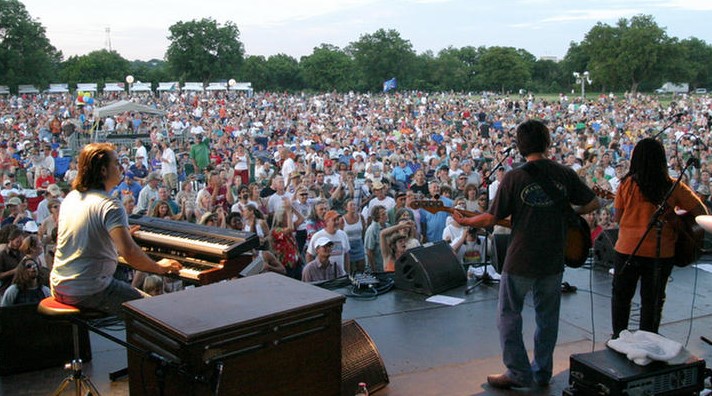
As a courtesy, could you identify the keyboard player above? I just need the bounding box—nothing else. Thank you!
[50,143,182,316]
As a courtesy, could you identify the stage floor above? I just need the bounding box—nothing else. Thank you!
[3,257,712,395]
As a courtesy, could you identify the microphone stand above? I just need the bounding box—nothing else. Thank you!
[480,148,513,191]
[652,113,686,141]
[465,228,498,295]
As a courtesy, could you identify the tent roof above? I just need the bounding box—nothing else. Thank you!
[93,100,166,118]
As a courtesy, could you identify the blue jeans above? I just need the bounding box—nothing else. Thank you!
[54,278,147,316]
[497,271,563,385]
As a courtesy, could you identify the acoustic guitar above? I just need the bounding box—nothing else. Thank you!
[412,200,590,268]
[592,185,704,267]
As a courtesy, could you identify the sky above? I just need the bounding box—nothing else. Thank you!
[20,0,712,62]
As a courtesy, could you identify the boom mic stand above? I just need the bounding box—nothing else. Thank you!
[465,228,499,295]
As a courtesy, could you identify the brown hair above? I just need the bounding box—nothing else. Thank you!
[73,143,116,192]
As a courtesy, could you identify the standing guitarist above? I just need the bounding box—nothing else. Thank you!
[611,138,706,339]
[452,120,599,390]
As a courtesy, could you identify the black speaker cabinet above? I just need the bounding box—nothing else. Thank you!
[0,302,91,376]
[341,320,388,395]
[594,228,618,268]
[395,241,466,295]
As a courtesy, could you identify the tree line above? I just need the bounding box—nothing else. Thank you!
[1,0,710,94]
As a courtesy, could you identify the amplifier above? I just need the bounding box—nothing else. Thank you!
[569,348,705,396]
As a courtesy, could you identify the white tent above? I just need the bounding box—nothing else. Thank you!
[46,84,69,93]
[18,85,39,94]
[93,100,166,118]
[182,82,204,92]
[77,83,98,92]
[0,86,9,95]
[103,82,125,92]
[131,82,152,92]
[206,82,227,91]
[157,82,179,92]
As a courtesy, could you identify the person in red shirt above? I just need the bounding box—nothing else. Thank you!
[34,167,55,190]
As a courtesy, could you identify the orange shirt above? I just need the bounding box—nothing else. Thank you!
[614,178,703,258]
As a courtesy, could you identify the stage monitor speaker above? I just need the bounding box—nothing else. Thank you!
[593,228,618,268]
[341,320,389,395]
[395,241,466,295]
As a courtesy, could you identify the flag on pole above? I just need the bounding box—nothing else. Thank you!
[383,78,397,93]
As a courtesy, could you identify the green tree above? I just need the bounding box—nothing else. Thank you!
[59,50,130,87]
[166,18,244,84]
[300,44,355,92]
[429,47,470,91]
[0,0,61,90]
[476,46,531,93]
[130,59,171,87]
[346,28,417,91]
[239,55,268,90]
[679,38,712,89]
[263,54,302,91]
[579,15,674,92]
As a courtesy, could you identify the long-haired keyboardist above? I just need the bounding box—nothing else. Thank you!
[50,143,182,315]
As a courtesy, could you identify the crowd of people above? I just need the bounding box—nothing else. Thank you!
[0,88,711,389]
[0,90,710,299]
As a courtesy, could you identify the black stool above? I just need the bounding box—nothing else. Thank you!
[38,296,103,395]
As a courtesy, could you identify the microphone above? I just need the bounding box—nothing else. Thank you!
[672,111,688,119]
[501,144,516,154]
[686,156,701,168]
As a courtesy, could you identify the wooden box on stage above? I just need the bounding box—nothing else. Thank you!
[123,273,345,396]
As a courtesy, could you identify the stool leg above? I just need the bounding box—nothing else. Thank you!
[51,376,74,396]
[50,321,103,396]
[79,375,102,395]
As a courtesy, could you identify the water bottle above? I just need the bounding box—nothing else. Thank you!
[355,382,369,396]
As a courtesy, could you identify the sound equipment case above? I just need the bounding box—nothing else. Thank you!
[123,273,345,396]
[568,348,705,395]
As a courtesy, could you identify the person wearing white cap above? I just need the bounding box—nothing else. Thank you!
[301,237,346,282]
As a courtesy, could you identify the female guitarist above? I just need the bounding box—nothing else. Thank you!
[611,138,707,339]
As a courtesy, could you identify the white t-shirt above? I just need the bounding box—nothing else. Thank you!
[51,190,127,296]
[306,229,351,273]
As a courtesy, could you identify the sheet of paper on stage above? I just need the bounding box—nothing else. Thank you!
[694,264,712,273]
[426,295,465,306]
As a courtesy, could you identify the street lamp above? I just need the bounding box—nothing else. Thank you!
[125,75,134,96]
[573,71,591,99]
[228,78,236,91]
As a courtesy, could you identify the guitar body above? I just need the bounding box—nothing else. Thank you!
[565,214,592,268]
[674,213,704,267]
[413,199,590,268]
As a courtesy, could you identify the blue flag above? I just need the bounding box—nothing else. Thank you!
[383,78,397,93]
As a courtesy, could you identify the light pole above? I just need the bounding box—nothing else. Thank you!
[573,71,591,99]
[228,78,236,91]
[125,75,134,96]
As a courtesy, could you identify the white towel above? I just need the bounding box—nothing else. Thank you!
[606,330,689,366]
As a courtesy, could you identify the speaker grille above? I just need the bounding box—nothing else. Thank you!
[341,320,389,395]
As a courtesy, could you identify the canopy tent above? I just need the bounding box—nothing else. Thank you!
[103,82,125,92]
[157,82,179,92]
[77,83,98,92]
[46,84,69,94]
[18,85,39,94]
[131,82,152,92]
[0,86,11,95]
[206,82,227,91]
[182,82,204,92]
[93,100,166,119]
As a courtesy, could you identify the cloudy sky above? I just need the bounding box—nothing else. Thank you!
[21,0,712,62]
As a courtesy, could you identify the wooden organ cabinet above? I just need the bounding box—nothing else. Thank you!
[123,273,346,395]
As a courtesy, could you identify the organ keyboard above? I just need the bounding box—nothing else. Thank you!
[125,215,259,285]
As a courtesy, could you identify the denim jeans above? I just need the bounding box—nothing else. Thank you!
[611,252,674,338]
[54,278,147,316]
[497,271,563,385]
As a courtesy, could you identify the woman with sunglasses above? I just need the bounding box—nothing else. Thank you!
[0,257,50,306]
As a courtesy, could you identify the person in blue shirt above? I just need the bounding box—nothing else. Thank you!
[113,171,142,202]
[391,158,413,192]
[419,182,453,243]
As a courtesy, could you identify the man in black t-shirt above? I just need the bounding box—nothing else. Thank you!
[453,120,599,390]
